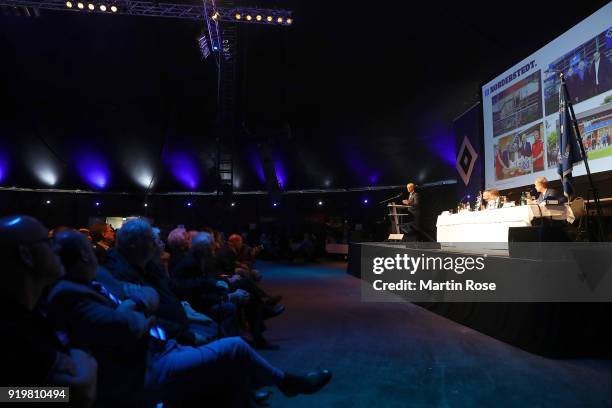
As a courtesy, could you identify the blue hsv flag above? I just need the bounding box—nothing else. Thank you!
[557,79,583,201]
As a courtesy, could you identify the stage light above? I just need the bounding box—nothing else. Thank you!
[277,17,283,23]
[130,165,155,189]
[231,202,236,207]
[286,18,293,24]
[211,12,219,20]
[235,13,241,19]
[77,2,84,8]
[266,16,272,22]
[34,165,58,186]
[318,201,323,206]
[273,202,278,207]
[95,201,100,207]
[110,5,117,12]
[186,202,192,207]
[144,203,148,207]
[99,4,106,11]
[87,3,94,10]
[363,198,368,204]
[45,200,51,205]
[66,1,73,8]
[256,15,262,21]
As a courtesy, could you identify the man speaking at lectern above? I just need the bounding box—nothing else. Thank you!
[401,183,420,229]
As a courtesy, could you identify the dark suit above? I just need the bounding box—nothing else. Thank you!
[536,188,564,203]
[405,191,420,210]
[400,191,421,236]
[587,54,612,96]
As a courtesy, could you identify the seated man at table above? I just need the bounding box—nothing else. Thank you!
[482,189,500,210]
[534,176,564,203]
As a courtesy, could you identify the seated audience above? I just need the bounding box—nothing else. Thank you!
[175,231,283,347]
[104,220,218,345]
[0,216,97,407]
[47,230,332,406]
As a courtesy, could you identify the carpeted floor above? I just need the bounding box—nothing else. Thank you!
[254,261,612,408]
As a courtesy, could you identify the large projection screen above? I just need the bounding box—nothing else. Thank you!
[482,3,612,191]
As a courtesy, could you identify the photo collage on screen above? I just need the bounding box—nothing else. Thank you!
[493,26,612,182]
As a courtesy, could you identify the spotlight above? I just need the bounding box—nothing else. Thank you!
[66,1,73,8]
[318,201,323,206]
[277,17,283,23]
[246,15,252,21]
[186,202,192,207]
[45,200,51,204]
[99,4,106,11]
[77,2,84,8]
[286,18,293,24]
[95,201,100,207]
[256,15,262,21]
[273,202,278,207]
[266,16,272,22]
[235,13,241,19]
[211,12,219,20]
[231,202,236,207]
[110,5,117,12]
[87,3,94,10]
[144,203,148,207]
[363,198,368,204]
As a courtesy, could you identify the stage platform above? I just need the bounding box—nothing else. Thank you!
[347,242,612,357]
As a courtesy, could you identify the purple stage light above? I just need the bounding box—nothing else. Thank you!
[77,153,110,189]
[0,152,7,183]
[165,152,200,190]
[273,202,278,207]
[272,156,287,189]
[95,201,100,207]
[187,201,192,207]
[426,124,456,167]
[363,198,368,204]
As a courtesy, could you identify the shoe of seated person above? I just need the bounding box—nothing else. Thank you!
[279,369,332,397]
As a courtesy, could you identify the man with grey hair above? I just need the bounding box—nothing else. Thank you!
[105,219,216,345]
[534,176,563,203]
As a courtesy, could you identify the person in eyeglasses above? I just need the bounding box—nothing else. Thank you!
[0,215,98,407]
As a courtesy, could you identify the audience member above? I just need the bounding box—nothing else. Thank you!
[0,216,97,407]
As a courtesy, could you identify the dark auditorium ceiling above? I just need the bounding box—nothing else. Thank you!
[0,0,608,192]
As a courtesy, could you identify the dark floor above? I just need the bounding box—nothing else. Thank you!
[254,261,612,408]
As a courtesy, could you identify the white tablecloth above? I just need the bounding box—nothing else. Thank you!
[436,204,573,243]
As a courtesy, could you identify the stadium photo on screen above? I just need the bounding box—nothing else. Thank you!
[492,70,543,137]
[543,27,612,116]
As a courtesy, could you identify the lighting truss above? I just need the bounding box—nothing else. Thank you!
[0,0,293,24]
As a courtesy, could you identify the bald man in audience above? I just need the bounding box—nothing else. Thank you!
[0,216,97,407]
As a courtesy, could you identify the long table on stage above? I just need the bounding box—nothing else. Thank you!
[347,241,612,357]
[436,204,574,242]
